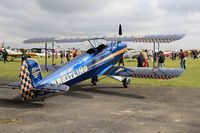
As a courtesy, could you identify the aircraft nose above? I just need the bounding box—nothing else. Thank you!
[118,42,127,49]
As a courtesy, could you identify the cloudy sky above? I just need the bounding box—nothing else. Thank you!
[0,0,200,50]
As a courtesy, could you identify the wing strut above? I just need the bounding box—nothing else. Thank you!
[88,40,96,49]
[45,43,48,71]
[153,41,156,68]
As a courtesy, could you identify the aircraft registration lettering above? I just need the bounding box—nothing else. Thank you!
[54,66,88,85]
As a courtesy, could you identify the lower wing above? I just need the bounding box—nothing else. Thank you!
[102,66,184,80]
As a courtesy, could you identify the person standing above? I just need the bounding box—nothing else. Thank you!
[66,51,70,62]
[142,51,148,67]
[172,51,174,60]
[174,51,177,60]
[72,49,78,58]
[2,49,9,63]
[157,51,165,68]
[60,50,65,64]
[137,52,144,67]
[144,50,149,67]
[118,56,125,66]
[179,49,186,69]
[21,50,27,65]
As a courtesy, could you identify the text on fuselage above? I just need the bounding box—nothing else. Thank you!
[53,66,88,85]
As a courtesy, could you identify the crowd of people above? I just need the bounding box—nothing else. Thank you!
[0,42,197,70]
[60,48,80,64]
[135,49,188,69]
[0,44,81,65]
[136,50,162,68]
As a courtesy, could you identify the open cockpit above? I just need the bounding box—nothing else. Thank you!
[86,44,108,54]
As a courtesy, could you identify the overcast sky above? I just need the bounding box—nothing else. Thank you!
[0,0,200,50]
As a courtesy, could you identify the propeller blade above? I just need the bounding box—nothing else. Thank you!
[119,24,122,35]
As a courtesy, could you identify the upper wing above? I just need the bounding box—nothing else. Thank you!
[101,66,184,80]
[105,34,185,43]
[23,34,185,44]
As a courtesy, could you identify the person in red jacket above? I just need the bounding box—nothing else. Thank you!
[179,49,186,69]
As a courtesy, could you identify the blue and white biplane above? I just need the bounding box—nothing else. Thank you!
[9,25,185,101]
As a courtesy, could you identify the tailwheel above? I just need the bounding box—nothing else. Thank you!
[123,78,130,88]
[91,76,99,86]
[38,91,45,102]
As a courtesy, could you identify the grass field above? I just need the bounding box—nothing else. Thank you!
[0,57,199,88]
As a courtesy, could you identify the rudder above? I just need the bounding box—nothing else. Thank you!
[20,58,43,101]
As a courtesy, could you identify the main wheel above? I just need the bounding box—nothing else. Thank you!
[91,76,99,86]
[123,78,130,88]
[92,80,98,86]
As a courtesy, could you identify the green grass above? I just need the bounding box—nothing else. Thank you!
[0,57,199,88]
[0,61,21,80]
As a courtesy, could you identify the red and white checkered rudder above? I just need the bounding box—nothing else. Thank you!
[20,59,43,101]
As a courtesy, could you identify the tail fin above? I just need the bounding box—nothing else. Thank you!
[20,59,43,100]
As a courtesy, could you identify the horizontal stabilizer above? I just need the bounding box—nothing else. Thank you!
[103,67,184,80]
[42,84,70,92]
[8,82,21,89]
[8,82,69,92]
[23,34,185,44]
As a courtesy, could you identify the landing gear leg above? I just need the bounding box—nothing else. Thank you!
[91,76,99,86]
[123,78,130,88]
[109,76,131,88]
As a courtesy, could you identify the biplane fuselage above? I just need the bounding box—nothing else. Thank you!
[35,43,127,88]
[8,25,185,101]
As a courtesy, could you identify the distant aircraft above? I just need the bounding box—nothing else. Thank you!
[123,49,140,59]
[8,25,185,101]
[3,49,22,58]
[1,48,47,59]
[163,50,173,57]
